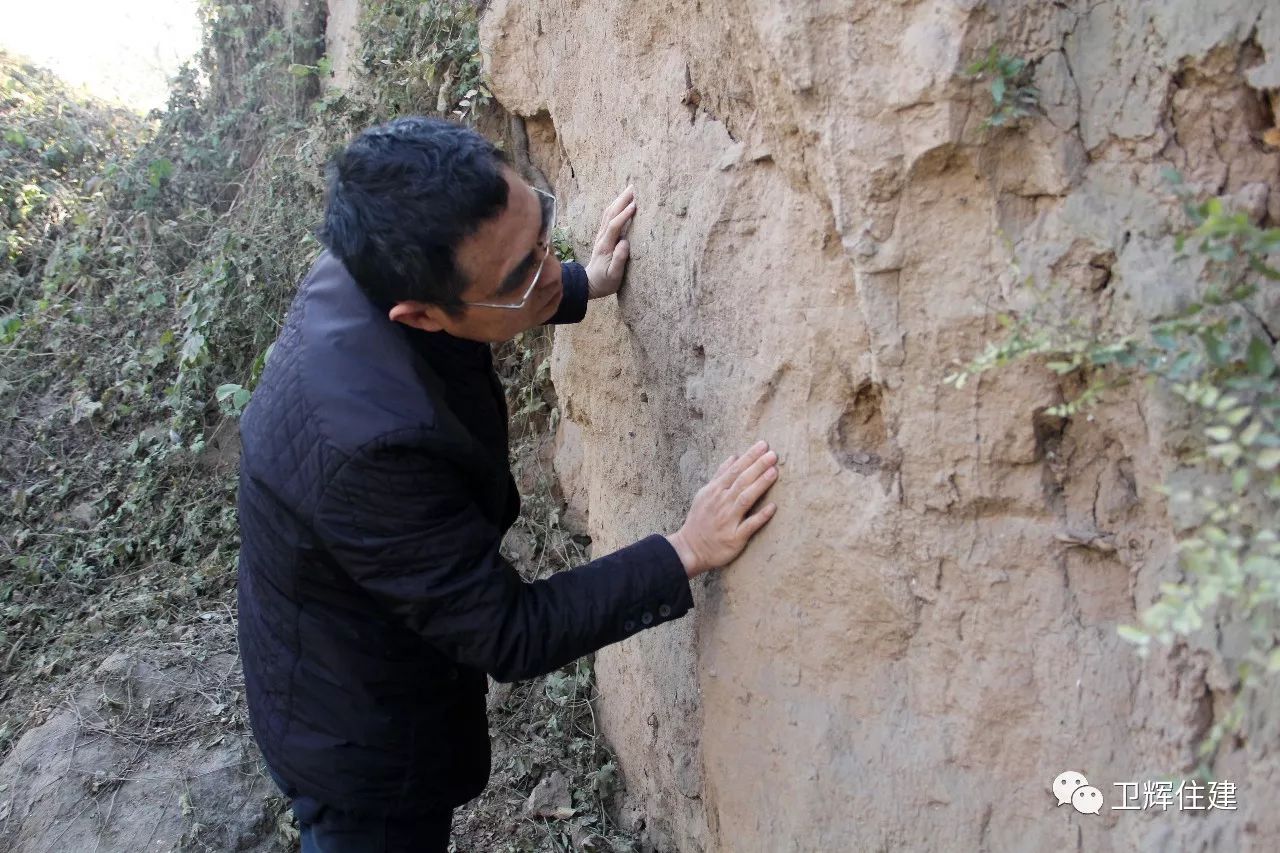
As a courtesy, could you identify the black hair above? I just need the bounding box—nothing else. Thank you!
[319,116,510,309]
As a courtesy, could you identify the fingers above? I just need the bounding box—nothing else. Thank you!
[679,442,778,575]
[721,440,770,487]
[597,201,637,251]
[737,502,777,536]
[607,238,630,278]
[734,458,778,510]
[595,190,636,243]
[714,454,738,478]
[731,449,777,494]
[598,185,636,231]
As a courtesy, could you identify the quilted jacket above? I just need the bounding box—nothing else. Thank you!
[235,251,694,815]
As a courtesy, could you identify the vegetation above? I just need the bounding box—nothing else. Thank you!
[1,1,636,849]
[1,1,328,764]
[964,46,1039,129]
[948,174,1280,768]
[358,0,493,121]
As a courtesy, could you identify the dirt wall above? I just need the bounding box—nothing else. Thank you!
[477,1,1280,850]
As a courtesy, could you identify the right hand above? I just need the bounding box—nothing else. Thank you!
[666,440,779,578]
[585,185,636,300]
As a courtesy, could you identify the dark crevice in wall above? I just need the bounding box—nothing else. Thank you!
[829,382,888,476]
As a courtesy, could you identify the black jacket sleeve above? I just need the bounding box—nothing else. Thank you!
[546,261,589,325]
[312,438,693,683]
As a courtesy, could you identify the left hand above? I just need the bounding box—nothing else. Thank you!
[584,185,637,299]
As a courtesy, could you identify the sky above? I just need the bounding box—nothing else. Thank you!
[0,0,203,111]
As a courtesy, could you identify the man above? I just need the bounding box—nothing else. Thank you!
[236,116,779,851]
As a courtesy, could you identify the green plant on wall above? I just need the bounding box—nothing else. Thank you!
[552,224,576,264]
[965,45,1039,129]
[947,173,1280,765]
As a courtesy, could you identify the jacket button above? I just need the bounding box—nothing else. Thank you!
[658,604,671,618]
[641,612,654,626]
[623,620,635,632]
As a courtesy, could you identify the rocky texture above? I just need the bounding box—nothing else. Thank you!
[525,770,574,820]
[0,647,284,852]
[479,0,1280,850]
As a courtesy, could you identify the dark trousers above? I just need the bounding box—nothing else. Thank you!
[265,763,453,852]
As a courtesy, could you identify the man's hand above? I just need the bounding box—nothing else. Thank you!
[584,185,636,299]
[666,441,779,578]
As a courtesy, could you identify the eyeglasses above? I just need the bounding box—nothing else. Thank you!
[461,187,557,310]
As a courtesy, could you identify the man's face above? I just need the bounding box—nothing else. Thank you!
[388,168,562,343]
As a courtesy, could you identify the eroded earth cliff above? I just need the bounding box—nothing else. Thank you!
[474,1,1280,850]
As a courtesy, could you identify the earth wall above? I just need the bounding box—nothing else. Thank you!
[475,1,1280,850]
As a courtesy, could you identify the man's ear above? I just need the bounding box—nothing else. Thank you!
[388,301,448,333]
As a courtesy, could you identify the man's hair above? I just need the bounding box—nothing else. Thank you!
[319,116,510,309]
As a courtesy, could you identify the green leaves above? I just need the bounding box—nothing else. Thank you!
[179,330,206,367]
[0,313,23,344]
[215,383,251,416]
[948,184,1280,756]
[288,57,332,78]
[1246,336,1276,378]
[966,45,1039,129]
[990,75,1005,107]
[360,0,488,122]
[146,157,174,190]
[552,226,576,263]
